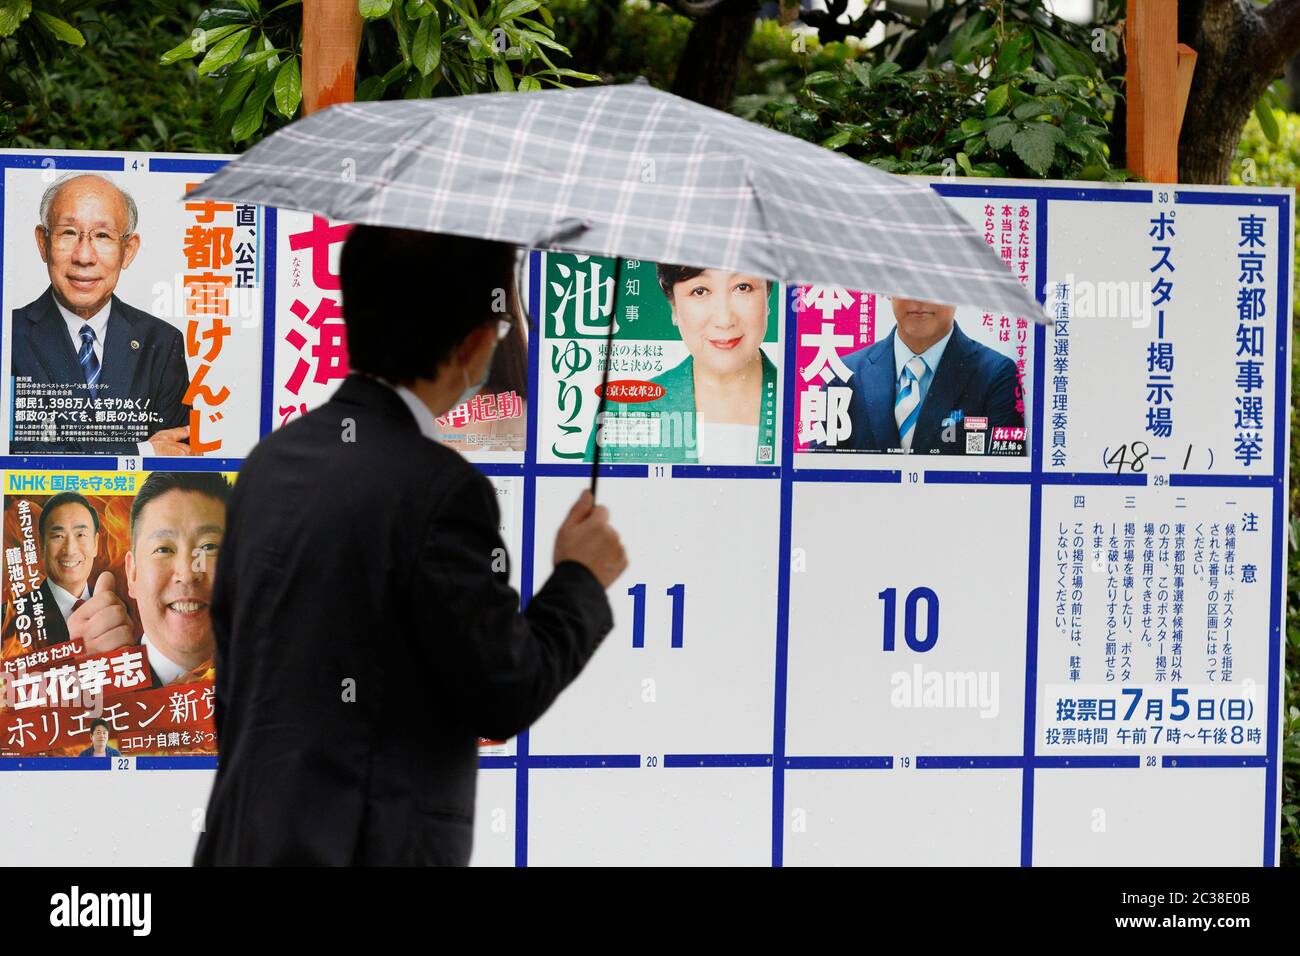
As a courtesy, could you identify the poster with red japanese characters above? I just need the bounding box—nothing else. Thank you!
[0,469,232,758]
[273,209,529,461]
[794,195,1034,469]
[0,152,265,459]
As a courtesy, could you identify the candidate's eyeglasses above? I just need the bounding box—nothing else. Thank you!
[45,226,129,255]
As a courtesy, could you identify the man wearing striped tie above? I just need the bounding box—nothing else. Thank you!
[840,296,1024,455]
[12,173,193,456]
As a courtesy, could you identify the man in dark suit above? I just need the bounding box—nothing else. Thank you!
[13,173,193,456]
[841,296,1024,455]
[194,227,626,867]
[33,491,132,653]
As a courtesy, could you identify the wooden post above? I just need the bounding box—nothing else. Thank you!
[302,0,363,116]
[1125,0,1182,182]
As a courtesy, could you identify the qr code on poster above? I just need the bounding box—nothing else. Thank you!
[965,432,986,454]
[758,444,773,463]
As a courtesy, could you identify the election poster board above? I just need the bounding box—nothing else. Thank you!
[0,150,1291,869]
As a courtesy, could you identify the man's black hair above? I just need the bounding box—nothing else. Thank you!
[340,225,519,384]
[38,492,100,541]
[129,472,231,548]
[89,718,109,733]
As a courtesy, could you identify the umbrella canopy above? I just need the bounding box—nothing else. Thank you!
[187,81,1045,322]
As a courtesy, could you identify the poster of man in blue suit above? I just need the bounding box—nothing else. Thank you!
[835,296,1026,456]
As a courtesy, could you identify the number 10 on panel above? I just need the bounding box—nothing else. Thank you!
[879,587,939,652]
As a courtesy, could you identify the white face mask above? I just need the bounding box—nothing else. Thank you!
[453,339,496,408]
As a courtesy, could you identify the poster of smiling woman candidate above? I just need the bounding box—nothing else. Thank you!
[0,152,265,458]
[539,253,783,465]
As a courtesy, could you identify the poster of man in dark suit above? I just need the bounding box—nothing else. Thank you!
[35,491,132,653]
[11,172,193,456]
[841,296,1025,455]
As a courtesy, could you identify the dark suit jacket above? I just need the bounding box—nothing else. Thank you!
[841,322,1023,455]
[193,373,614,866]
[37,577,72,646]
[10,286,191,455]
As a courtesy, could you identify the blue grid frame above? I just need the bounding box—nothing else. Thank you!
[0,158,1289,868]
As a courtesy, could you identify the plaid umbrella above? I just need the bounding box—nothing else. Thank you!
[189,80,1044,319]
[188,80,1046,487]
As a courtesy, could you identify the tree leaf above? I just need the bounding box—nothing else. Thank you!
[493,58,514,91]
[272,56,301,117]
[411,10,441,75]
[0,0,32,39]
[232,66,276,141]
[229,48,282,73]
[33,11,84,46]
[197,26,252,74]
[1011,123,1061,175]
[1013,98,1052,120]
[446,0,492,52]
[217,69,257,114]
[500,0,540,18]
[956,151,974,175]
[359,0,393,18]
[356,75,387,101]
[1255,101,1280,145]
[160,23,243,64]
[197,3,255,30]
[822,130,851,150]
[843,60,871,88]
[985,83,1009,117]
[986,119,1017,149]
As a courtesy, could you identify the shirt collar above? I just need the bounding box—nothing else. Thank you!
[53,295,111,342]
[894,323,955,381]
[355,372,441,443]
[48,579,90,620]
[140,634,189,686]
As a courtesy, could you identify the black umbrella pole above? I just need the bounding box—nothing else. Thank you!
[589,255,624,500]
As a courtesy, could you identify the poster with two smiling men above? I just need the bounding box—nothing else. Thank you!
[0,153,260,758]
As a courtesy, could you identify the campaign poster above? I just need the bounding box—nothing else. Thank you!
[0,469,233,758]
[794,198,1034,463]
[0,153,265,458]
[537,253,783,466]
[273,210,529,461]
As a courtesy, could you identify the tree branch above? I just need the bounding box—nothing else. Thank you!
[1258,0,1300,74]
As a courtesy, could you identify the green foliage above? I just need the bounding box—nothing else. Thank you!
[547,2,861,109]
[0,0,94,143]
[548,0,692,88]
[731,18,867,120]
[161,0,598,144]
[750,0,1126,180]
[1233,107,1300,867]
[1,2,230,152]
